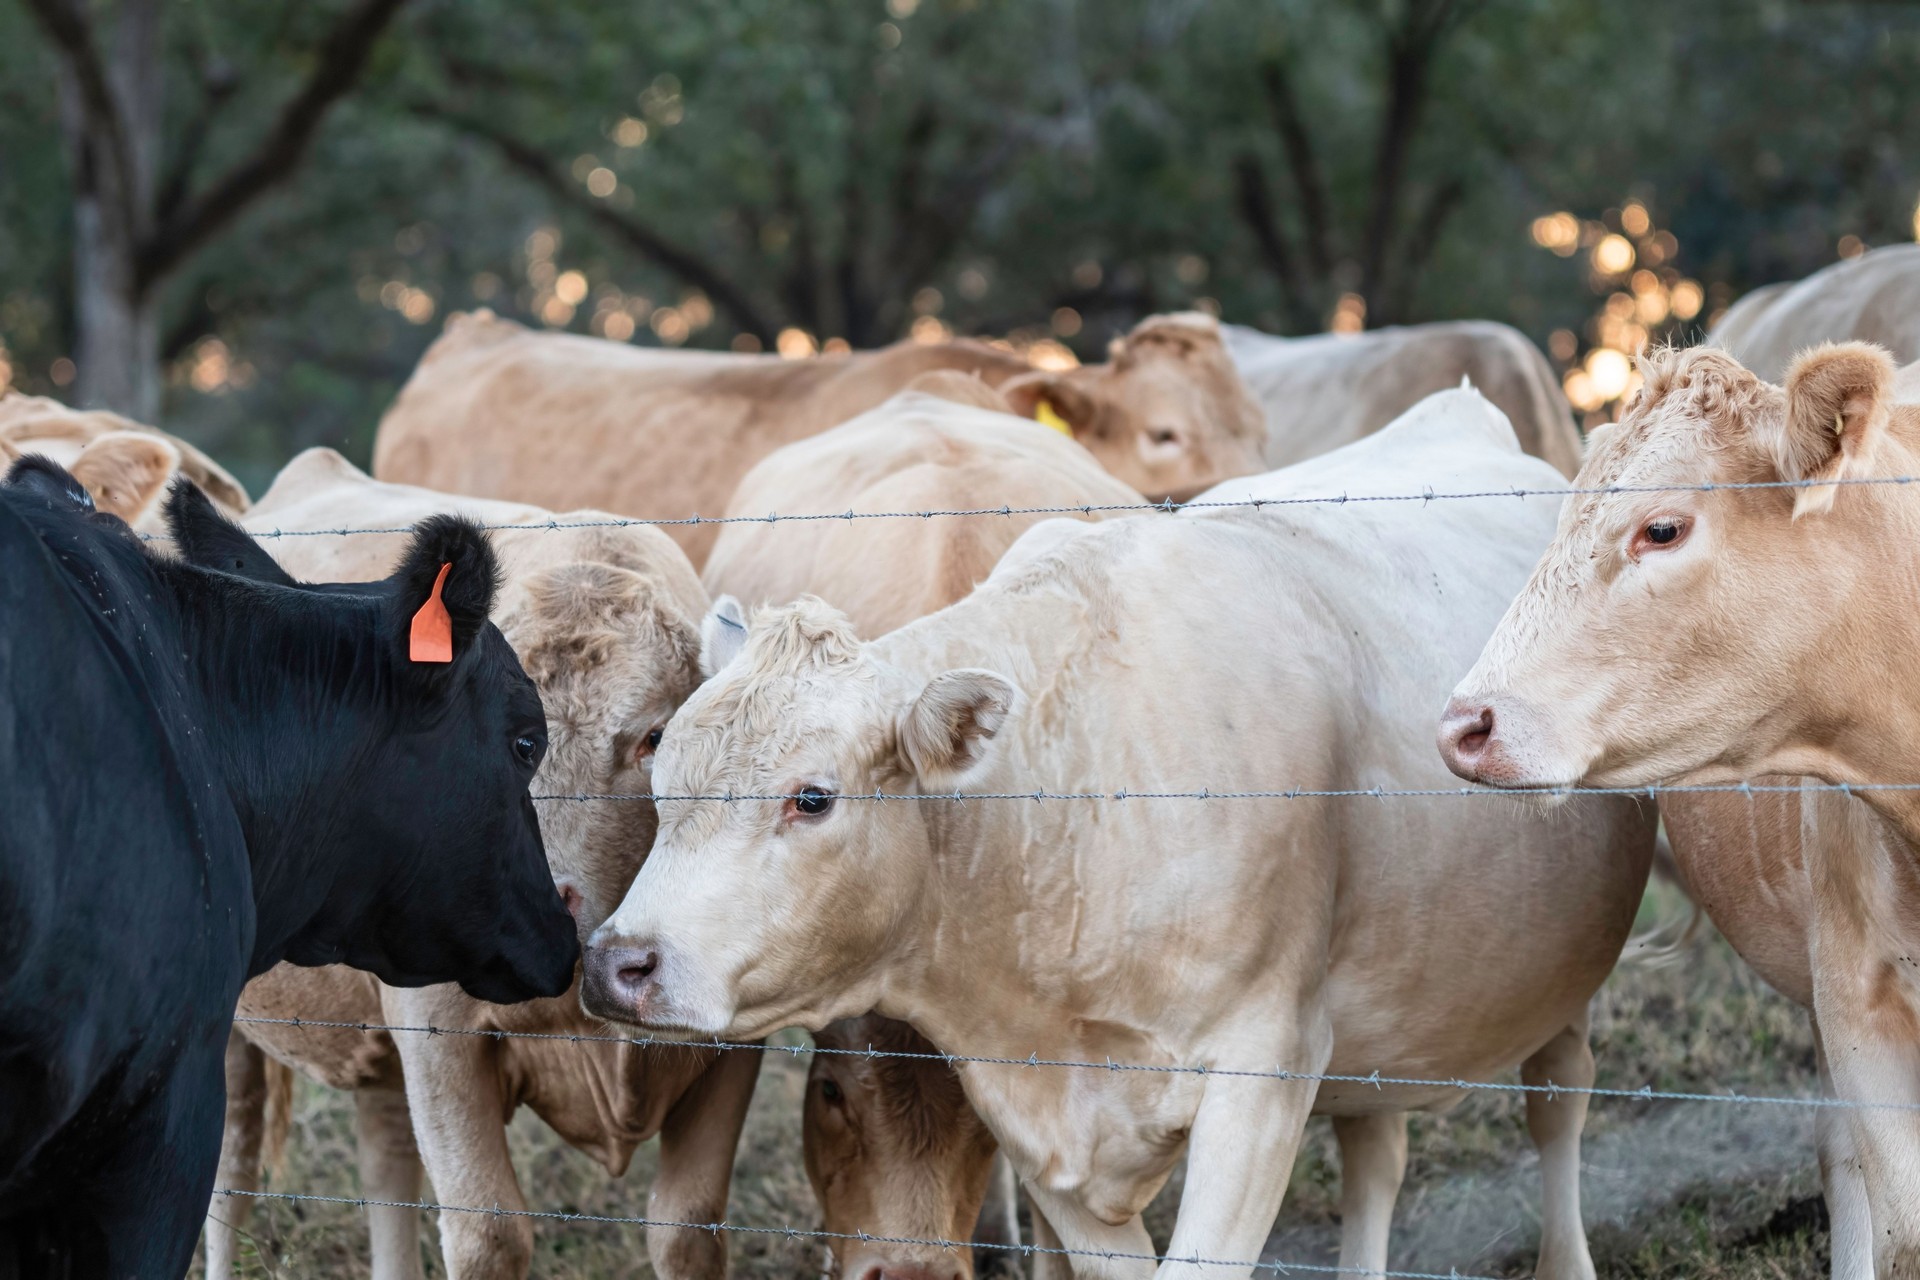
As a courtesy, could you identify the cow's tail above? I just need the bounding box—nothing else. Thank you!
[263,1056,296,1177]
[1619,829,1705,968]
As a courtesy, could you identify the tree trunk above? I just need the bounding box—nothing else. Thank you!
[54,0,163,420]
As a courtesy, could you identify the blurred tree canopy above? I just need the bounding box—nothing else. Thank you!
[2,0,1917,489]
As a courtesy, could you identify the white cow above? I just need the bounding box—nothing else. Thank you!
[1222,321,1582,477]
[579,390,1657,1280]
[1707,243,1920,381]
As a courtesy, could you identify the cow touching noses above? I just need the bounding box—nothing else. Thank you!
[162,483,579,1002]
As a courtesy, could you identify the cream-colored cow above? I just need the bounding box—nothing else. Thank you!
[200,450,761,1280]
[580,390,1657,1280]
[1439,342,1920,1280]
[370,311,1266,567]
[1707,244,1920,381]
[1221,321,1582,477]
[704,373,1143,1279]
[0,392,248,527]
[704,376,1145,637]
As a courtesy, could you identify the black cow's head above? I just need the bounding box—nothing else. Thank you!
[165,482,578,1003]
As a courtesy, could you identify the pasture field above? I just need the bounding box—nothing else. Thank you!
[199,883,1826,1280]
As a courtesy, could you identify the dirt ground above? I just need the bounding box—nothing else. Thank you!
[198,882,1829,1279]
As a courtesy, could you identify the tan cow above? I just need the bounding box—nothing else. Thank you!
[0,392,248,526]
[199,449,762,1280]
[1438,343,1920,1280]
[1707,244,1920,381]
[1220,321,1583,477]
[370,311,1265,567]
[704,374,1143,1278]
[580,390,1657,1280]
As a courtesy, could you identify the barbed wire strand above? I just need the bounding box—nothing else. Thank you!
[526,780,1920,804]
[145,470,1920,543]
[230,1015,1906,1113]
[211,1188,1509,1280]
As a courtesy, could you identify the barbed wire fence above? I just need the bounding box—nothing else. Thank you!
[201,473,1886,1275]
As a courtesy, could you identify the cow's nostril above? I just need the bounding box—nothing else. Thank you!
[617,951,658,989]
[858,1266,885,1280]
[1457,706,1494,755]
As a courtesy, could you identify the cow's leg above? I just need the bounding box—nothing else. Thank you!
[974,1151,1023,1275]
[1157,1021,1328,1280]
[386,992,531,1279]
[1026,1197,1068,1280]
[204,1030,268,1276]
[92,1038,231,1278]
[1331,1112,1407,1277]
[1520,1017,1596,1280]
[1021,1184,1154,1280]
[355,1087,428,1280]
[1815,1024,1873,1280]
[647,1046,762,1280]
[1813,1022,1920,1276]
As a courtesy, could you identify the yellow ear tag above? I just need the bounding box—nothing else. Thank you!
[1034,399,1074,437]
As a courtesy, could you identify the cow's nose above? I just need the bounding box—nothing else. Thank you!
[856,1264,967,1280]
[581,943,660,1020]
[1438,697,1496,780]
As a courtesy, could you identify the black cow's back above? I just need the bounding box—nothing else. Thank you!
[0,491,250,1266]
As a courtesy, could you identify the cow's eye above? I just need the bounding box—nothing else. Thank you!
[1149,427,1179,446]
[787,787,835,820]
[819,1077,843,1104]
[1634,516,1691,556]
[513,734,543,767]
[634,725,665,762]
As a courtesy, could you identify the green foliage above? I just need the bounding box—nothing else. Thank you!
[1,0,1917,484]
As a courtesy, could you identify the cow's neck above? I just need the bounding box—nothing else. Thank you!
[867,584,1107,1056]
[166,567,387,973]
[1765,442,1920,851]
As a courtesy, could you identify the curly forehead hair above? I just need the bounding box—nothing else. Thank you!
[1632,346,1781,425]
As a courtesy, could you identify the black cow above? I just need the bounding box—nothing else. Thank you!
[0,457,578,1277]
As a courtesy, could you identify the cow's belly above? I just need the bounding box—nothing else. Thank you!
[1315,795,1657,1111]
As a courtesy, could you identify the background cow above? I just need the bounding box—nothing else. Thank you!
[198,448,759,1280]
[1440,342,1920,1280]
[1220,320,1583,477]
[1705,243,1920,380]
[581,391,1657,1280]
[0,392,249,528]
[0,461,575,1275]
[370,310,1265,566]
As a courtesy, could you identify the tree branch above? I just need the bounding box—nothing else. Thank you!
[21,0,141,238]
[1384,175,1464,324]
[139,0,412,291]
[1357,0,1461,311]
[1256,58,1334,280]
[414,102,781,347]
[154,61,242,224]
[1232,153,1316,332]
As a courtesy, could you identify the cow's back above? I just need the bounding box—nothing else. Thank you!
[372,313,1028,566]
[1224,321,1582,478]
[703,390,1141,635]
[0,497,247,1200]
[1711,244,1920,381]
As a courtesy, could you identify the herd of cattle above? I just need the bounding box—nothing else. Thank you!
[2,241,1919,1280]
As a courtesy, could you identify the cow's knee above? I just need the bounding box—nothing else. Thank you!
[441,1212,534,1280]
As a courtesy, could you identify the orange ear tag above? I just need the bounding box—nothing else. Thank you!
[409,562,454,663]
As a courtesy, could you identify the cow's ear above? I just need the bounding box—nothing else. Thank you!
[898,668,1016,789]
[69,431,179,523]
[700,596,747,678]
[390,515,501,666]
[999,372,1096,440]
[163,479,299,586]
[6,454,94,512]
[1771,341,1896,519]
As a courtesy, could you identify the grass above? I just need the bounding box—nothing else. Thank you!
[199,882,1830,1279]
